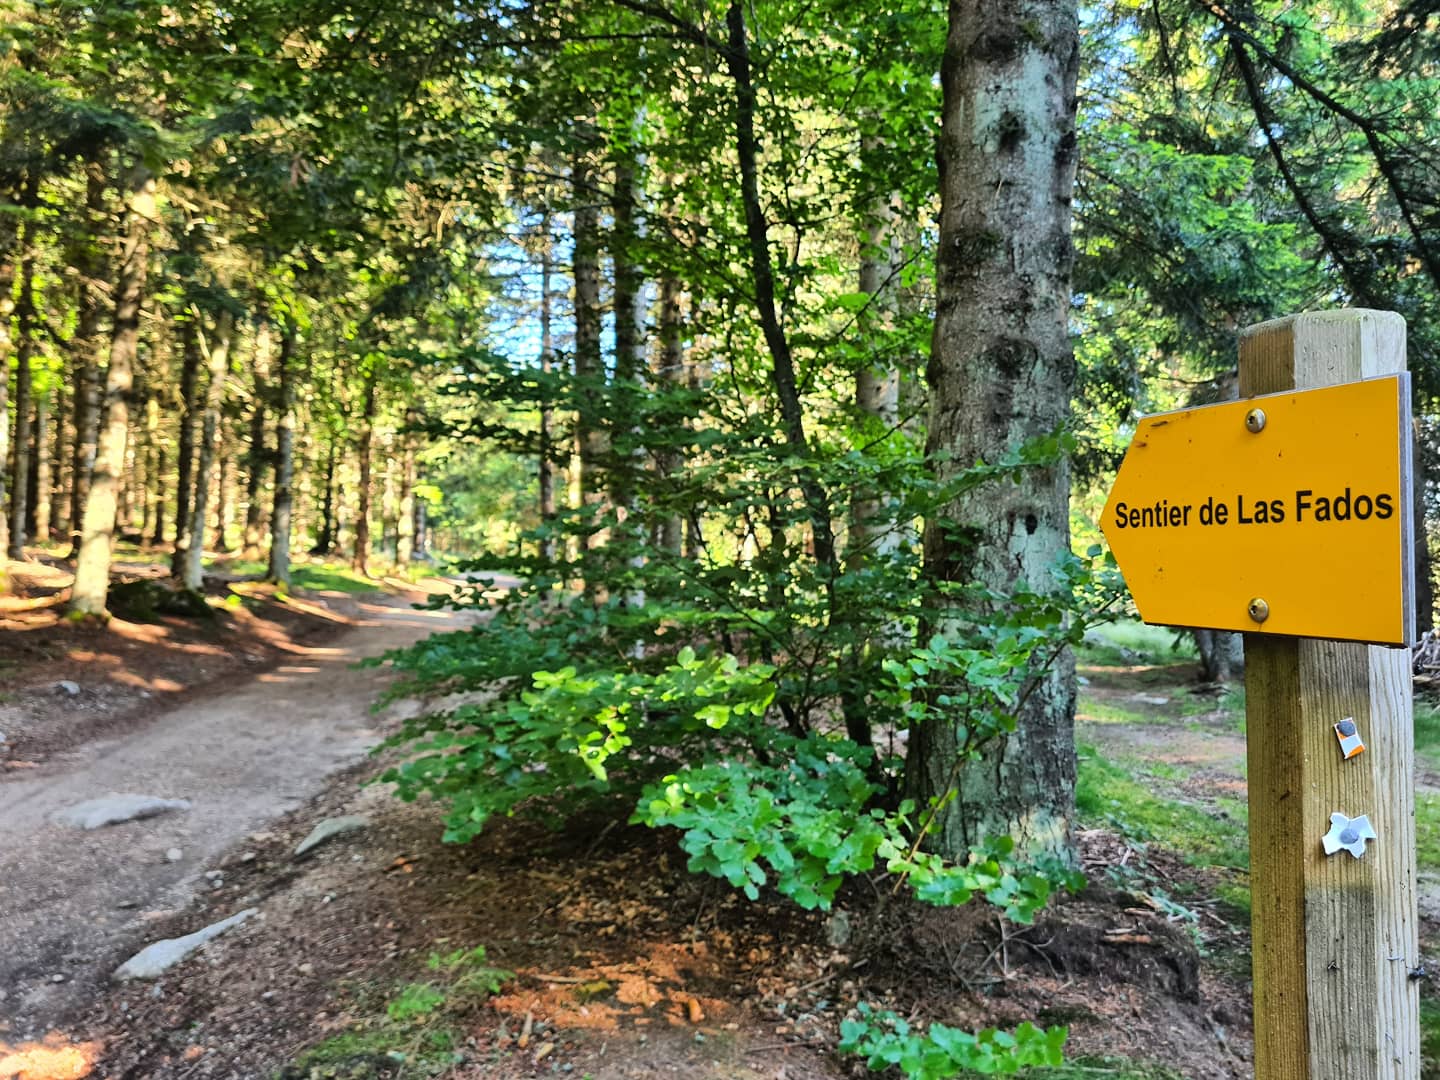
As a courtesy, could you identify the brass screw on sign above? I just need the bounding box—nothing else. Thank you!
[1248,597,1270,624]
[1245,407,1267,433]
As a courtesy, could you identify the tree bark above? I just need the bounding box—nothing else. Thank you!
[72,171,156,615]
[657,268,686,556]
[183,312,234,590]
[68,158,107,557]
[213,427,235,552]
[242,314,272,560]
[573,142,607,550]
[905,0,1081,865]
[266,320,297,585]
[33,391,51,542]
[538,211,557,560]
[849,158,903,567]
[396,426,416,568]
[8,199,37,559]
[170,315,204,573]
[314,434,337,556]
[351,368,377,575]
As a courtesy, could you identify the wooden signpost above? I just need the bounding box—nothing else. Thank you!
[1104,310,1419,1079]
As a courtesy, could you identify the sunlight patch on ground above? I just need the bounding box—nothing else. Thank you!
[0,1035,100,1080]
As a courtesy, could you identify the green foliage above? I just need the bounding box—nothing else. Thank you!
[839,1005,1066,1078]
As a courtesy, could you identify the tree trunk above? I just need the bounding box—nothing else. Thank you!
[68,158,107,557]
[242,315,272,560]
[538,211,557,560]
[266,320,297,585]
[573,143,606,549]
[183,312,234,590]
[72,171,156,615]
[8,179,39,560]
[213,428,235,552]
[33,392,51,542]
[849,160,903,566]
[904,0,1081,865]
[314,434,337,556]
[351,369,377,575]
[396,428,416,568]
[656,269,686,556]
[170,316,204,573]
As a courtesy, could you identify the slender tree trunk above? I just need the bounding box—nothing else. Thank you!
[351,369,377,575]
[573,143,606,549]
[538,211,557,560]
[184,312,233,590]
[657,269,686,556]
[849,162,903,565]
[242,315,272,560]
[170,316,204,573]
[8,179,39,560]
[213,428,235,552]
[69,159,107,557]
[33,392,51,542]
[315,434,337,555]
[904,0,1081,864]
[396,428,416,569]
[145,404,164,545]
[72,171,156,615]
[612,144,648,625]
[722,4,838,577]
[266,320,297,585]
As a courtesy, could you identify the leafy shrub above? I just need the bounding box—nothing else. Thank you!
[839,1004,1067,1078]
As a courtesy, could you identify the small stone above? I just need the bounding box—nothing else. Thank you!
[55,794,192,831]
[51,973,65,983]
[239,851,256,863]
[204,870,223,880]
[55,680,81,697]
[824,910,852,948]
[166,848,183,863]
[293,816,370,860]
[113,908,259,981]
[297,962,314,975]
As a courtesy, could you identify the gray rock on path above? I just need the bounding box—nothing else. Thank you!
[293,815,370,860]
[55,680,81,697]
[112,908,259,981]
[54,794,192,830]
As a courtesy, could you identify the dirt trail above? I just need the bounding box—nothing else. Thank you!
[0,590,470,1039]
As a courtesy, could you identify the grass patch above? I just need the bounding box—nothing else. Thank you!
[211,556,382,594]
[282,946,511,1080]
[1076,743,1248,872]
[1078,620,1196,668]
[1415,698,1440,767]
[1423,996,1440,1077]
[1417,793,1440,873]
[1075,699,1154,726]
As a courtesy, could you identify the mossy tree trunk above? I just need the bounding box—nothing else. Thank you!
[904,0,1081,865]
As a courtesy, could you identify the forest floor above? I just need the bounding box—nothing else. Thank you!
[3,595,1438,1080]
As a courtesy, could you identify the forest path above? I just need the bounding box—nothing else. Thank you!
[0,589,472,1040]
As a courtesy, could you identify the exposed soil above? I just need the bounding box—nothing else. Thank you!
[0,556,371,767]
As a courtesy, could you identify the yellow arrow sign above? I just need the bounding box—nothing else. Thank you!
[1101,374,1414,645]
